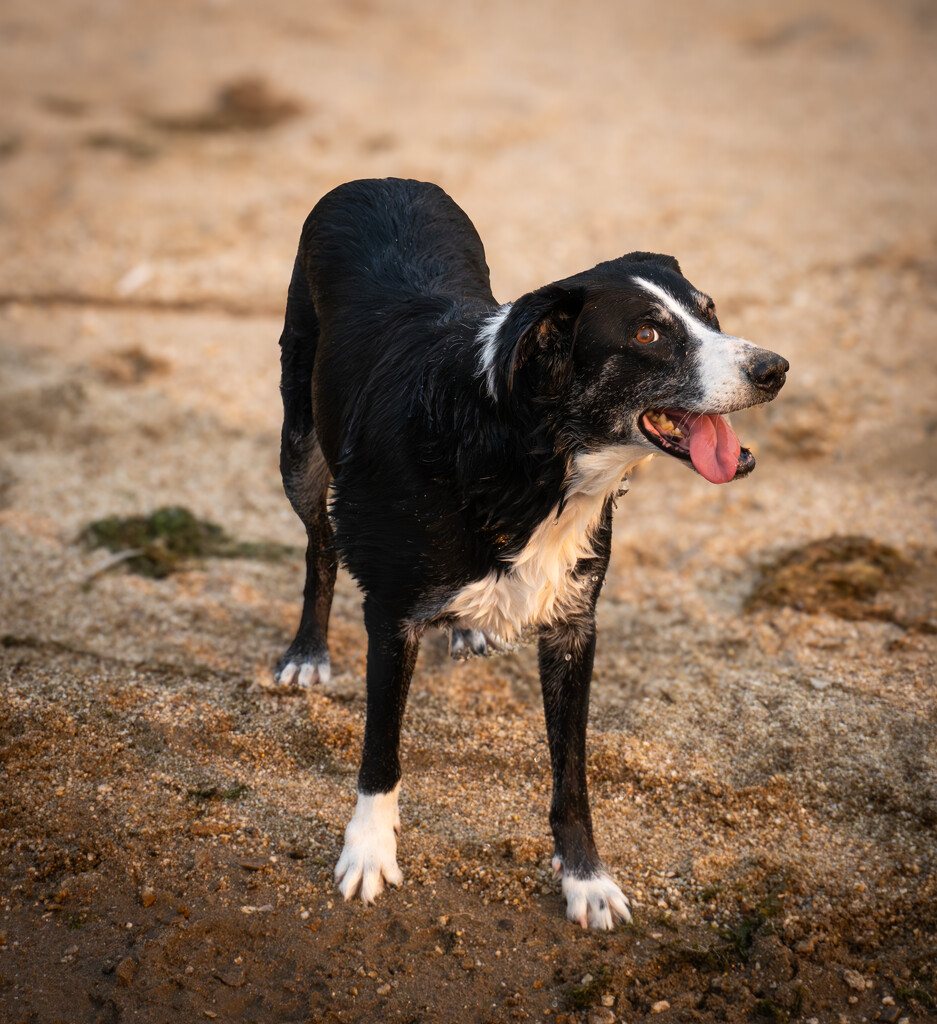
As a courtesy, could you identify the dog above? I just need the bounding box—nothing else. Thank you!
[274,178,788,930]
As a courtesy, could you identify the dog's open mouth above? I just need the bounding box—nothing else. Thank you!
[640,409,756,484]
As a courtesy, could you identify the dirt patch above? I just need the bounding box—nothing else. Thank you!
[92,346,171,385]
[747,535,936,632]
[146,77,305,134]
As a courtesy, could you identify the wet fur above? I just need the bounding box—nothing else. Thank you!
[275,177,787,928]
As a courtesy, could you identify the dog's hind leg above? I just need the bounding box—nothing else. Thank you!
[335,598,420,903]
[539,501,632,930]
[276,451,336,688]
[275,255,337,689]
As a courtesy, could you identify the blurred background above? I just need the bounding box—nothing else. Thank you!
[2,0,935,531]
[2,0,935,306]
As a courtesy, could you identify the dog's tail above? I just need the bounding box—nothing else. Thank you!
[279,250,318,442]
[278,249,330,521]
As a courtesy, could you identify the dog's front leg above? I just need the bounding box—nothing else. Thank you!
[539,621,631,929]
[335,599,419,904]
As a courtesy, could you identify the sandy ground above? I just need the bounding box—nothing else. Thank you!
[1,1,936,1021]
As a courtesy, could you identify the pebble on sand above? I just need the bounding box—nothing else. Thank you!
[116,957,137,985]
[843,969,867,991]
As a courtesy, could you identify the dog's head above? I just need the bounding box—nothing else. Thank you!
[479,253,788,483]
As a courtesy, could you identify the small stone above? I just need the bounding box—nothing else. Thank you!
[795,934,818,954]
[882,997,895,1006]
[602,994,615,1007]
[190,820,228,836]
[588,1008,616,1024]
[140,886,156,907]
[376,983,391,995]
[238,857,269,871]
[115,957,136,985]
[809,677,829,690]
[461,957,475,971]
[65,944,79,956]
[580,973,594,985]
[843,969,866,991]
[214,968,245,988]
[652,1001,670,1014]
[437,915,449,926]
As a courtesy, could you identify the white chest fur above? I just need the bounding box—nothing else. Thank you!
[443,446,648,639]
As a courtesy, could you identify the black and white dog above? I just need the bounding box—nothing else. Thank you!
[274,178,787,930]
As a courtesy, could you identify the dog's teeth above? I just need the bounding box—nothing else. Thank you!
[648,411,678,433]
[671,427,684,439]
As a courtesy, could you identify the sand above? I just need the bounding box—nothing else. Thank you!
[1,0,935,1021]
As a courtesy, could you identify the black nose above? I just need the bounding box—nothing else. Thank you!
[747,352,789,392]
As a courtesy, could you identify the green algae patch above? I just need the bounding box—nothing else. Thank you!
[80,506,298,579]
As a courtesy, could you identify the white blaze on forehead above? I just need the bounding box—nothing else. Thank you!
[632,276,759,412]
[631,276,717,340]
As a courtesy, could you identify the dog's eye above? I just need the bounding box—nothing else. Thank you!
[635,326,659,344]
[708,307,717,322]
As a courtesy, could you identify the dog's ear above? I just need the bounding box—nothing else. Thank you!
[481,283,586,404]
[624,251,683,277]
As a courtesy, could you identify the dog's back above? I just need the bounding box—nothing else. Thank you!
[283,179,494,469]
[303,178,494,318]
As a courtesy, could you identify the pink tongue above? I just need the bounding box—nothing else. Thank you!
[687,414,741,484]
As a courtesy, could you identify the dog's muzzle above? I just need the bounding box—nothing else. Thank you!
[745,351,789,395]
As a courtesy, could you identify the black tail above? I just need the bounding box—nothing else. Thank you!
[278,250,319,458]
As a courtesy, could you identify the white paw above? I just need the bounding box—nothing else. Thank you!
[552,856,631,931]
[276,655,330,689]
[449,628,519,659]
[449,628,492,659]
[334,785,403,904]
